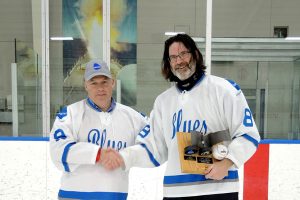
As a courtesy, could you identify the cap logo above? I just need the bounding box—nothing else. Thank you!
[93,63,101,70]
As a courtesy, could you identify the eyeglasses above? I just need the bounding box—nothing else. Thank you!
[169,51,190,63]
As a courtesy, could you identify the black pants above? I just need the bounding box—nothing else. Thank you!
[163,192,238,200]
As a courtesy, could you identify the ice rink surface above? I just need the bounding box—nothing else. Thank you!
[0,141,166,200]
[1,140,300,200]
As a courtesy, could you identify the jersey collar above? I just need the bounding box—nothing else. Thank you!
[86,97,116,113]
[176,72,206,92]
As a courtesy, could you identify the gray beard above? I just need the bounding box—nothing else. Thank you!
[172,62,196,81]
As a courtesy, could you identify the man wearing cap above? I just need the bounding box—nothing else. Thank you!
[49,59,149,200]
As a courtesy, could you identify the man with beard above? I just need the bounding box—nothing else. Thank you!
[105,34,261,200]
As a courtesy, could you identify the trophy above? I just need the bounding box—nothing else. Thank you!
[177,130,230,174]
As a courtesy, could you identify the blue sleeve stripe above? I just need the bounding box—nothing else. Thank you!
[58,190,127,199]
[62,142,76,172]
[164,170,238,184]
[140,143,160,167]
[239,134,259,148]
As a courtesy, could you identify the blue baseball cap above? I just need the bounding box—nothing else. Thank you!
[84,59,112,80]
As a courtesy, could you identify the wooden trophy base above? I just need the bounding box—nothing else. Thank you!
[177,132,213,174]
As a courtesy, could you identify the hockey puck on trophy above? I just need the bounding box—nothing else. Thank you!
[184,145,199,155]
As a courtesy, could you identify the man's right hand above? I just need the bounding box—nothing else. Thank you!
[99,148,124,170]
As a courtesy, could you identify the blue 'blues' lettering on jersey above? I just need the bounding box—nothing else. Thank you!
[138,125,150,138]
[227,79,241,91]
[88,128,127,151]
[57,106,67,119]
[171,109,207,139]
[54,129,67,141]
[107,140,127,150]
[88,129,106,147]
[243,108,254,127]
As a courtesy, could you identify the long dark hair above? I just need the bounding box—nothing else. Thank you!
[161,34,206,81]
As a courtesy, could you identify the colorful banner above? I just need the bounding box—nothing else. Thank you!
[63,0,137,105]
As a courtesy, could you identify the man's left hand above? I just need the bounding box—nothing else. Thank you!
[204,158,233,180]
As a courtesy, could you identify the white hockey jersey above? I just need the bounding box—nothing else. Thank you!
[49,98,148,200]
[120,74,261,197]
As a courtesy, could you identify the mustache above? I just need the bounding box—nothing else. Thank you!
[175,61,195,70]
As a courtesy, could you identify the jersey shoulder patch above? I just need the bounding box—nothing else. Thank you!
[56,106,68,121]
[139,112,149,120]
[226,79,242,95]
[226,79,240,91]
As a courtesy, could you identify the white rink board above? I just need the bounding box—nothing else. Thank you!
[268,144,300,200]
